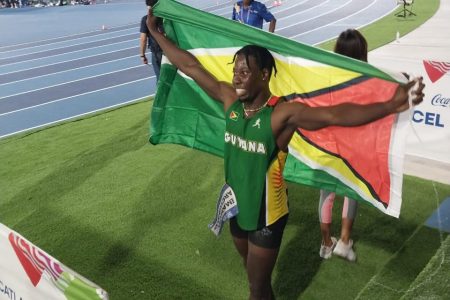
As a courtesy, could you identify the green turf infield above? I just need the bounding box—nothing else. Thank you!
[1,99,449,299]
[319,0,440,51]
[1,0,448,299]
[401,235,450,300]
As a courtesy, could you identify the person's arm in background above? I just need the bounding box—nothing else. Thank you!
[140,32,148,64]
[139,15,149,64]
[268,18,276,33]
[259,3,276,32]
[232,3,239,21]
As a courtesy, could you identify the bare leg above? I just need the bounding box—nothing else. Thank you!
[340,217,354,244]
[230,217,286,299]
[319,190,335,246]
[340,197,358,244]
[231,236,278,299]
[320,222,333,246]
[232,235,249,267]
[333,197,357,261]
[246,241,279,300]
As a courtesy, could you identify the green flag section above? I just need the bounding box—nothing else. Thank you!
[0,223,108,300]
[150,0,411,217]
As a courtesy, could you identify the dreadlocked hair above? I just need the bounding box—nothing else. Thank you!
[231,45,278,78]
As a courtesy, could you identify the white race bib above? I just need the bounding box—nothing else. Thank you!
[208,184,239,236]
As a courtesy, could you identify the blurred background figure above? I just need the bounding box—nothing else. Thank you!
[318,29,368,262]
[232,0,276,33]
[140,0,163,81]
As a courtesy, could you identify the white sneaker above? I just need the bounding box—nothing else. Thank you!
[319,237,337,259]
[333,239,357,262]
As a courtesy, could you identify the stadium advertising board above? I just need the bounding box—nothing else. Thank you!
[0,223,108,300]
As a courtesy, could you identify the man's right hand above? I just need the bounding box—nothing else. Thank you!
[390,77,425,114]
[141,55,148,65]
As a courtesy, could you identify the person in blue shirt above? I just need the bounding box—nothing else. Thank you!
[232,0,276,33]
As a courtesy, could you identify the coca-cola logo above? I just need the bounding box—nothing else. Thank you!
[431,94,450,108]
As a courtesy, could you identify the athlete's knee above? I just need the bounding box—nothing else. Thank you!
[248,278,272,299]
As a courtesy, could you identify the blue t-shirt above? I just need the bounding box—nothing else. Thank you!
[231,0,275,29]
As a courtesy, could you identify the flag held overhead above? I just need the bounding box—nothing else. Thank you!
[150,0,412,217]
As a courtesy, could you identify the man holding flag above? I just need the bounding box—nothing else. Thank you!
[146,4,424,299]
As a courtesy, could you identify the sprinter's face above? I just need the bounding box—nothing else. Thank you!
[232,54,264,102]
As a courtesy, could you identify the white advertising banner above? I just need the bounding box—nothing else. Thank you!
[0,223,108,300]
[407,60,449,163]
[367,0,450,184]
[369,56,450,164]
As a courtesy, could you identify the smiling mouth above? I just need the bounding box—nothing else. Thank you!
[235,89,247,97]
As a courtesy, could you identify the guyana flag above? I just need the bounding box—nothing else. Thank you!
[150,0,411,217]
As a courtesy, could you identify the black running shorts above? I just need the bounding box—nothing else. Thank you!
[229,214,288,249]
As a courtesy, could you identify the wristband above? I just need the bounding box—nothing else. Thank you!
[140,55,146,58]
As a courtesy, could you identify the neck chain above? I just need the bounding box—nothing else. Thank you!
[243,95,272,117]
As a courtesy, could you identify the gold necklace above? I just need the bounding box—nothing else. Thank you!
[243,95,272,117]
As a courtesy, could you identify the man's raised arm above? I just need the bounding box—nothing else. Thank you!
[274,78,425,132]
[146,7,236,108]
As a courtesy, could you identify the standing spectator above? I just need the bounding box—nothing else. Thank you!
[140,0,163,81]
[318,29,368,262]
[232,0,276,33]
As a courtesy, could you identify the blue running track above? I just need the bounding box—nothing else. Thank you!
[0,0,397,138]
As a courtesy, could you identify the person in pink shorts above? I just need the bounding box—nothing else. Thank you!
[318,29,368,262]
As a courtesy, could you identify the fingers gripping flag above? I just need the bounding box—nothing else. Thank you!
[150,0,411,217]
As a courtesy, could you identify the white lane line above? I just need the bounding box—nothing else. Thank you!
[0,55,137,87]
[0,93,154,140]
[265,0,312,16]
[2,31,138,60]
[290,0,377,39]
[0,22,139,52]
[199,0,252,12]
[0,27,138,56]
[206,0,344,38]
[210,0,273,15]
[0,0,394,141]
[0,64,148,101]
[276,0,348,32]
[0,39,137,69]
[0,75,154,117]
[312,2,397,46]
[203,0,370,44]
[0,45,137,76]
[200,0,294,18]
[213,0,323,19]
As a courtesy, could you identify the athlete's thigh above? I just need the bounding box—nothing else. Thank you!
[246,241,279,294]
[230,217,249,260]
